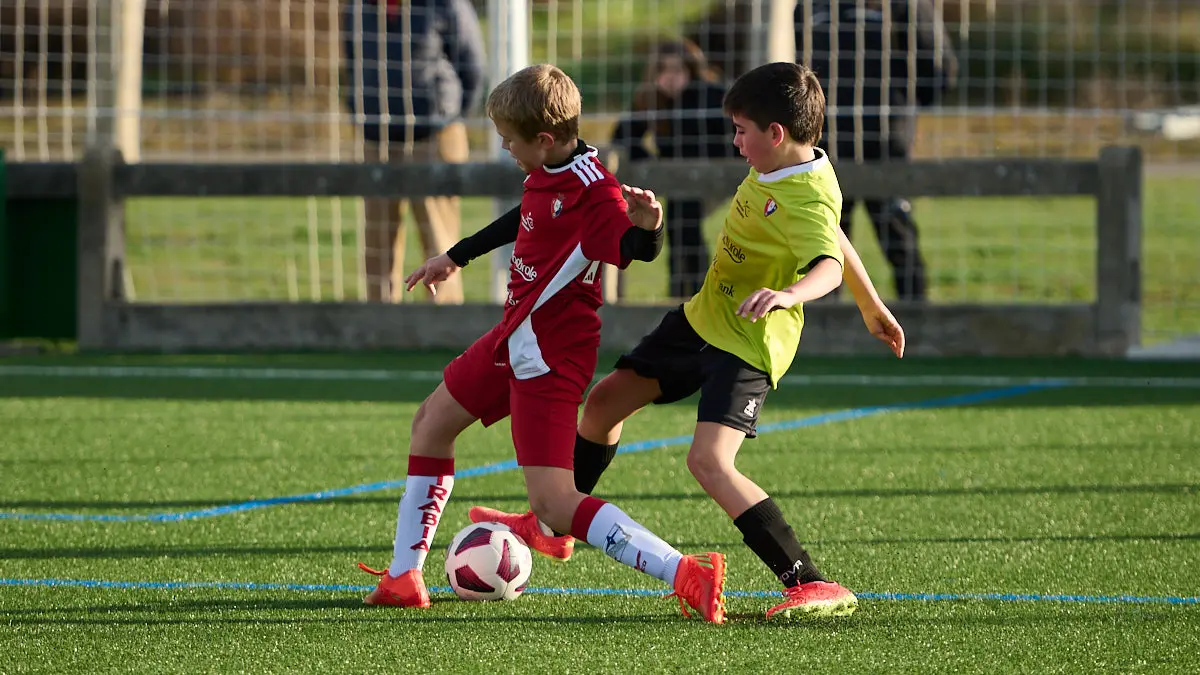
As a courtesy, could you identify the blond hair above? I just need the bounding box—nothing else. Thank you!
[486,64,581,142]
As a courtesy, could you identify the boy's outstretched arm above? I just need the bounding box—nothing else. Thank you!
[738,257,842,322]
[837,227,906,358]
[405,205,522,295]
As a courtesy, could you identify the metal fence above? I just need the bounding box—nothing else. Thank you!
[1,1,1195,346]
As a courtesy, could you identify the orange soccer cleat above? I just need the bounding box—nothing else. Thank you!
[666,552,727,624]
[358,563,431,608]
[765,580,858,620]
[468,507,575,562]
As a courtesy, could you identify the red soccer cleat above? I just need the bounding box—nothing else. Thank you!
[765,580,858,619]
[358,563,431,608]
[666,552,727,624]
[468,507,575,562]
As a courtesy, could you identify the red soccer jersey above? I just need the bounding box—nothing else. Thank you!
[495,146,633,381]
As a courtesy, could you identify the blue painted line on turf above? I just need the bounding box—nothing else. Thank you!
[2,577,1196,606]
[753,383,1054,435]
[0,383,1059,523]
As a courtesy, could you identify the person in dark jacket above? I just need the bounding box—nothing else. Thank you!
[344,0,485,303]
[611,39,737,299]
[800,0,957,301]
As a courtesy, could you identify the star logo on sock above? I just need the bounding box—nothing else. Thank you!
[604,524,632,559]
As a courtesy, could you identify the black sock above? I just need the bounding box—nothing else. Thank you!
[551,434,618,537]
[732,498,826,587]
[573,432,618,495]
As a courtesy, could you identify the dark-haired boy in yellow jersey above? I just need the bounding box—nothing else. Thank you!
[471,62,905,620]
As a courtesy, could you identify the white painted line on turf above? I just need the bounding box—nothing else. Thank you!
[1,364,1199,388]
[782,374,1200,389]
[0,364,445,382]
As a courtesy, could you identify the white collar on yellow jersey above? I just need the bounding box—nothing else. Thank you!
[756,148,830,183]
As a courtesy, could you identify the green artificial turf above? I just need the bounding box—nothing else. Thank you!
[0,354,1197,672]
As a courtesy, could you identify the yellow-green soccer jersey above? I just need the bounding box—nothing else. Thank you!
[684,150,844,385]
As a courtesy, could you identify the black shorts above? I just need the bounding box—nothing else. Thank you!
[614,306,771,437]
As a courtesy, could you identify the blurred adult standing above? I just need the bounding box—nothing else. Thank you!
[801,0,957,301]
[344,0,485,303]
[611,40,737,299]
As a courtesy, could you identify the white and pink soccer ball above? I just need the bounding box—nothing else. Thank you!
[444,521,533,601]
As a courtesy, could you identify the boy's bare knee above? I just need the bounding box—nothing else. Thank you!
[411,385,474,447]
[686,449,729,486]
[582,377,619,418]
[411,398,430,427]
[582,371,657,440]
[411,395,437,437]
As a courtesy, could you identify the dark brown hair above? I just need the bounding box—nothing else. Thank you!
[722,62,825,146]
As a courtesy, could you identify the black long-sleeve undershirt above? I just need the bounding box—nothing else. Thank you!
[445,205,521,267]
[445,206,665,268]
[624,220,666,263]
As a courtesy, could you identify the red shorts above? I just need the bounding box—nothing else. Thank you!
[443,324,596,470]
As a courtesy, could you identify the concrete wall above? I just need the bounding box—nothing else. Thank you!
[97,301,1102,357]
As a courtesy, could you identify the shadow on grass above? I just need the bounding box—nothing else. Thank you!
[0,597,366,615]
[3,601,1191,630]
[810,531,1200,548]
[3,529,1196,562]
[458,481,1200,505]
[640,481,1199,501]
[1,481,1193,520]
[0,608,676,626]
[766,607,1196,632]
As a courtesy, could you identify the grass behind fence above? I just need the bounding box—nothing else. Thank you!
[122,174,1199,344]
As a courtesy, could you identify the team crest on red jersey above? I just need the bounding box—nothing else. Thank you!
[764,197,778,217]
[552,194,564,218]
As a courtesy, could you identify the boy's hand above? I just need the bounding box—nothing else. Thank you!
[622,184,663,231]
[860,303,905,357]
[739,258,842,321]
[738,288,797,322]
[404,252,460,297]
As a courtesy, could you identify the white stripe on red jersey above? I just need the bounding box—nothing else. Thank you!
[495,146,631,381]
[506,244,592,379]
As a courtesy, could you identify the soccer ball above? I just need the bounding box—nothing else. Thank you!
[444,522,533,601]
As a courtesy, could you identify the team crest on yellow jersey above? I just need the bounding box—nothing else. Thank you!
[764,197,778,217]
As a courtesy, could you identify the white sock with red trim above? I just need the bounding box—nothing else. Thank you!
[570,496,682,585]
[388,455,454,577]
